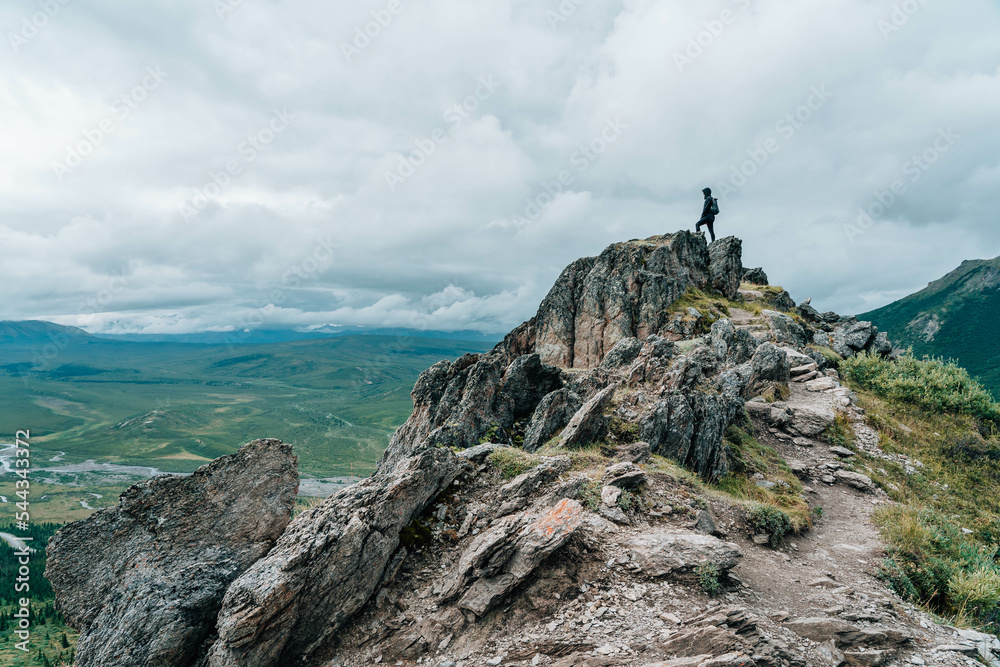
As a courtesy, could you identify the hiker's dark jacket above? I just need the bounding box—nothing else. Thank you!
[702,196,714,218]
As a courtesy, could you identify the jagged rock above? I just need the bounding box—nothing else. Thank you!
[709,319,757,365]
[602,485,623,505]
[560,384,617,448]
[797,298,823,323]
[762,289,796,312]
[445,498,584,616]
[743,267,769,285]
[761,310,809,346]
[523,388,584,452]
[625,530,742,578]
[709,237,744,299]
[46,439,298,667]
[603,461,646,489]
[615,440,652,464]
[497,458,571,516]
[602,337,644,370]
[380,352,561,470]
[640,391,742,480]
[207,447,469,667]
[843,649,891,666]
[784,617,859,644]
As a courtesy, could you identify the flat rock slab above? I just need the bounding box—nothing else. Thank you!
[46,439,298,667]
[625,531,742,578]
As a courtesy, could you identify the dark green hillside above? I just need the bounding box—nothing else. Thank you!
[860,256,1000,398]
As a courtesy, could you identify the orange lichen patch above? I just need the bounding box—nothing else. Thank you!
[529,498,583,538]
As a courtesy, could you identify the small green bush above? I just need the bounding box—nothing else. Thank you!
[617,489,636,511]
[696,561,721,596]
[877,558,920,602]
[950,568,1000,619]
[487,448,540,479]
[745,503,792,548]
[842,352,1000,426]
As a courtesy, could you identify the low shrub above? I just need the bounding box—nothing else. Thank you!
[696,561,721,596]
[745,502,792,548]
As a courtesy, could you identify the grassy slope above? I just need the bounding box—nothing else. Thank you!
[841,353,1000,629]
[859,256,1000,398]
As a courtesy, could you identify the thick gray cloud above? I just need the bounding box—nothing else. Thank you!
[1,0,998,334]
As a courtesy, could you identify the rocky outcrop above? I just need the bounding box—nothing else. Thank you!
[206,447,469,667]
[45,439,298,667]
[510,231,743,370]
[560,384,618,448]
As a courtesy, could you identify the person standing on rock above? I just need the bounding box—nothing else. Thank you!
[695,187,719,242]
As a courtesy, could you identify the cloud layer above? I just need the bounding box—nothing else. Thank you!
[2,0,999,333]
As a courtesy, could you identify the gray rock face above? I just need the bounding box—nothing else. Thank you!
[742,267,769,285]
[523,388,584,452]
[708,237,744,299]
[603,461,647,489]
[625,531,742,578]
[601,336,644,370]
[45,439,298,667]
[207,447,469,667]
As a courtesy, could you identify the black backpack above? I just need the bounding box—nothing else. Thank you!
[710,198,720,215]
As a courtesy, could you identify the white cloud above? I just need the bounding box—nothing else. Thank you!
[2,0,999,333]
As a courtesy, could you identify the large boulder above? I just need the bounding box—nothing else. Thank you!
[45,439,298,667]
[639,391,742,481]
[523,388,584,452]
[207,447,470,667]
[559,384,618,448]
[445,498,585,616]
[625,530,742,578]
[760,310,809,346]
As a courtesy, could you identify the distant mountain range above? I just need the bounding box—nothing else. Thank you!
[0,320,502,346]
[860,255,1000,397]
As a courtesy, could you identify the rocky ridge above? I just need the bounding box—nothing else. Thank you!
[46,231,987,667]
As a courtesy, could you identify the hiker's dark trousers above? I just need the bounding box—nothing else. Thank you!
[696,215,716,242]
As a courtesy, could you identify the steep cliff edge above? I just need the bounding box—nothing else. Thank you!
[48,232,987,667]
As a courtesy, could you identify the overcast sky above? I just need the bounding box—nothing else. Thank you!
[2,0,998,335]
